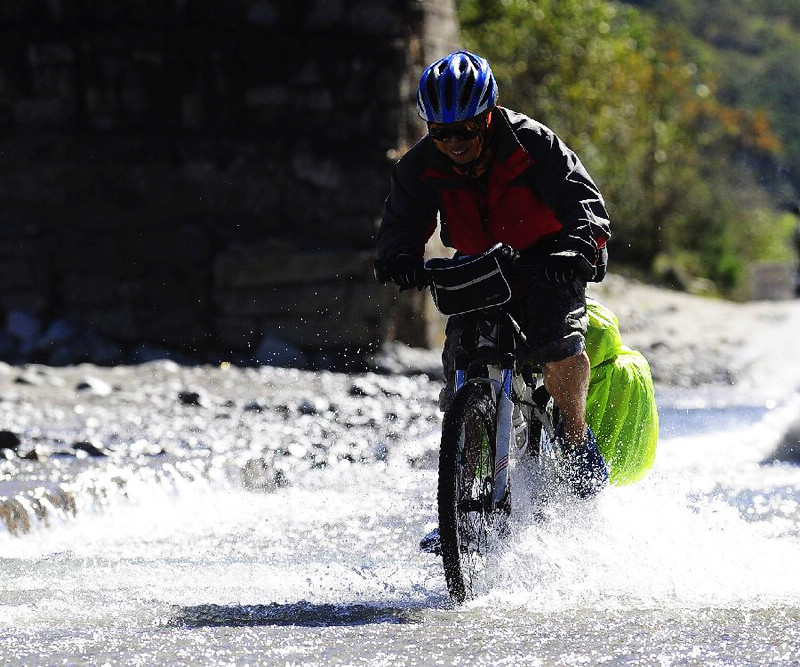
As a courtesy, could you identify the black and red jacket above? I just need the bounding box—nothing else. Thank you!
[376,106,610,280]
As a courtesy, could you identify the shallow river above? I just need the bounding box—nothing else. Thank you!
[2,368,800,666]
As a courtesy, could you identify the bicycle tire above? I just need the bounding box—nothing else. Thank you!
[437,382,499,603]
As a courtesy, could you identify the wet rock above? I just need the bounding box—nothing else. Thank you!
[22,447,43,461]
[14,372,42,386]
[0,430,21,453]
[73,440,108,458]
[76,377,114,396]
[178,389,209,407]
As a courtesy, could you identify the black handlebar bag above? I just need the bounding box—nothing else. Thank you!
[425,244,513,316]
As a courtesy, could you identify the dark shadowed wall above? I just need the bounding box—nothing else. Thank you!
[0,0,457,366]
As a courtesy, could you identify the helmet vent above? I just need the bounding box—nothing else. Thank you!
[444,79,454,112]
[426,76,441,116]
[458,70,476,115]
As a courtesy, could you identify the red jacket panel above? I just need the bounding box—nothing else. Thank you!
[376,107,610,279]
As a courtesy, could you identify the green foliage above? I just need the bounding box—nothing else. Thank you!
[456,0,795,296]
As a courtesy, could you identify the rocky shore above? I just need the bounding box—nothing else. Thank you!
[588,275,800,390]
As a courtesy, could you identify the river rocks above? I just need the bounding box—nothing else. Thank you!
[0,430,20,453]
[0,360,442,534]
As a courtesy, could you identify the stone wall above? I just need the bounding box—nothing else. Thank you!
[0,0,457,367]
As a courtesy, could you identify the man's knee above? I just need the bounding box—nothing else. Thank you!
[544,350,590,381]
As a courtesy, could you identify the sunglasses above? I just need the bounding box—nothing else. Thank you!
[428,126,480,142]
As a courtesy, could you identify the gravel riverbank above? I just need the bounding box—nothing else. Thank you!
[2,276,800,535]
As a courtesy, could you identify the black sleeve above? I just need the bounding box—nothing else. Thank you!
[521,123,611,274]
[375,147,439,264]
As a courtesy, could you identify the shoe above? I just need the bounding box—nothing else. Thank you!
[419,527,441,555]
[555,423,609,498]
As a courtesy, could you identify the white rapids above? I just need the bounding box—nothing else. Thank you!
[2,381,800,665]
[3,297,800,665]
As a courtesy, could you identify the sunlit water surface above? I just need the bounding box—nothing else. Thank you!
[2,386,800,666]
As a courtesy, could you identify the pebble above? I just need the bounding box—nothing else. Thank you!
[0,430,20,453]
[72,441,108,458]
[76,377,113,396]
[297,397,329,415]
[178,389,209,407]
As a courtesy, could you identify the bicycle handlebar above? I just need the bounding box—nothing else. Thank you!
[373,253,545,289]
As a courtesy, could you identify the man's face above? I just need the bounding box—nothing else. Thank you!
[428,118,483,165]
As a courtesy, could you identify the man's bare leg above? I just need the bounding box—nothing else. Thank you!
[543,350,590,447]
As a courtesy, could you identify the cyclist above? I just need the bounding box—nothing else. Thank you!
[376,50,611,497]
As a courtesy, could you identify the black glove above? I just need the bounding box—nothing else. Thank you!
[387,253,426,290]
[544,251,595,285]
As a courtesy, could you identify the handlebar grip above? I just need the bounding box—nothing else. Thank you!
[374,258,430,291]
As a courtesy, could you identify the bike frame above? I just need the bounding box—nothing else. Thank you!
[452,309,558,510]
[374,248,559,514]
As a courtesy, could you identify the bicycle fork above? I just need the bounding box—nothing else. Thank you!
[491,367,514,506]
[453,363,516,509]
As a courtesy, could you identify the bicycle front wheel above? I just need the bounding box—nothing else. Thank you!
[437,382,499,603]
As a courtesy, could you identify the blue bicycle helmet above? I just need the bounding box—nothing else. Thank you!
[417,51,498,123]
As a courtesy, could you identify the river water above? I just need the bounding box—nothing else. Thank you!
[2,361,800,665]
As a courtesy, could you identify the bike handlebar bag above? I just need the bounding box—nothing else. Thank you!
[425,244,513,316]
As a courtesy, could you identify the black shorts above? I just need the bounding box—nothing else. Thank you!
[512,276,588,363]
[441,277,587,382]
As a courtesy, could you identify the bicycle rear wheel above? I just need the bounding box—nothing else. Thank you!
[437,382,499,603]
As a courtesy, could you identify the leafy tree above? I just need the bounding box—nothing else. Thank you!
[457,0,788,294]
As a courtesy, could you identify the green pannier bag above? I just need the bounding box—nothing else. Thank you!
[584,298,658,485]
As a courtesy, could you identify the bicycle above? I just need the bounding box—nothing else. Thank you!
[377,243,566,603]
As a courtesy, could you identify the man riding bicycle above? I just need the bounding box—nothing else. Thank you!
[375,50,611,497]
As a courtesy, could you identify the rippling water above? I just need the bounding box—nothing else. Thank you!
[2,370,800,665]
